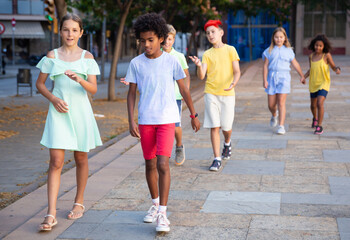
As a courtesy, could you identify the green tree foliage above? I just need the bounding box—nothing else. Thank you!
[67,0,134,100]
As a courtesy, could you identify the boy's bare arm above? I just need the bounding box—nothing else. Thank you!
[224,61,241,91]
[127,83,140,138]
[177,78,200,132]
[120,77,129,85]
[189,56,207,80]
[184,69,191,89]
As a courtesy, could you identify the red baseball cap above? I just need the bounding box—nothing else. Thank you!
[204,20,223,31]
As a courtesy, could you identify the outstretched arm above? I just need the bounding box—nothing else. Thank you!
[189,56,207,80]
[177,78,200,132]
[120,77,129,85]
[291,58,306,84]
[304,55,311,79]
[127,83,140,138]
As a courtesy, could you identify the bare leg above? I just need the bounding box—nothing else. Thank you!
[317,96,326,126]
[277,93,287,126]
[310,97,318,120]
[67,151,88,219]
[145,157,159,199]
[42,149,65,227]
[211,127,221,158]
[175,127,182,147]
[222,129,232,144]
[267,94,278,117]
[157,155,170,206]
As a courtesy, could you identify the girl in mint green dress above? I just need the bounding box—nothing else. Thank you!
[36,13,102,231]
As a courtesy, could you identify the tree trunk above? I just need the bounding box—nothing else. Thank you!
[54,0,67,21]
[107,0,133,101]
[186,15,199,61]
[167,8,178,23]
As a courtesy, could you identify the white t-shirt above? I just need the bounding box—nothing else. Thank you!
[125,52,186,125]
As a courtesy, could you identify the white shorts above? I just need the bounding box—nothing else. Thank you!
[204,93,235,131]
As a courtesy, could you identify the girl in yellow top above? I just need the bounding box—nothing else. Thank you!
[304,34,341,134]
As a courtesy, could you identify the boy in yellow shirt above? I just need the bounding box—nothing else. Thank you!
[189,19,241,171]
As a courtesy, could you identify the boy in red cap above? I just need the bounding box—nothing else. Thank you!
[189,19,241,171]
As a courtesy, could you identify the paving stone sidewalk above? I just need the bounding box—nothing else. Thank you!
[1,56,350,240]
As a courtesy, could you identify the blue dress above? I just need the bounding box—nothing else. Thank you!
[36,49,102,152]
[262,46,295,95]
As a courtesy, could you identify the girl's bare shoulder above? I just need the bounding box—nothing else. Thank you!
[324,52,332,62]
[46,50,55,59]
[84,51,94,59]
[325,52,332,58]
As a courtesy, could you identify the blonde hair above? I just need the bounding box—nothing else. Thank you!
[167,24,176,37]
[268,27,292,53]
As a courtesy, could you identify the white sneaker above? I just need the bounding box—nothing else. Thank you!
[156,212,170,232]
[143,204,158,223]
[276,125,286,135]
[270,114,278,127]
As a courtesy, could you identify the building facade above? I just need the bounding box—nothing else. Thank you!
[295,1,350,55]
[0,0,49,63]
[226,2,349,61]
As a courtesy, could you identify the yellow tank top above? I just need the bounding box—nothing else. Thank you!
[309,53,331,93]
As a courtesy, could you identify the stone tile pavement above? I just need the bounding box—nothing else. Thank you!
[1,56,350,239]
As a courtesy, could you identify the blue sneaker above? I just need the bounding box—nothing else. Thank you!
[209,159,222,171]
[221,143,231,160]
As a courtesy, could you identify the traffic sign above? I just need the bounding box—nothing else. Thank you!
[11,18,16,27]
[0,22,5,35]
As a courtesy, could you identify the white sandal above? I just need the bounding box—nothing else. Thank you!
[67,203,85,220]
[38,214,57,231]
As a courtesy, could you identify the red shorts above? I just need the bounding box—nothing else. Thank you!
[139,123,175,160]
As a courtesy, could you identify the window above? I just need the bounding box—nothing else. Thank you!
[0,0,12,14]
[304,0,346,38]
[18,0,44,15]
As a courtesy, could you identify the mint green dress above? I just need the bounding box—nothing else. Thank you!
[36,49,102,152]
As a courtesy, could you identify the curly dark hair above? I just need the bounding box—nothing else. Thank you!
[308,34,332,53]
[133,13,169,45]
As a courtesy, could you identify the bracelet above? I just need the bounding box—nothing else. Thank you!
[335,66,341,71]
[190,113,198,119]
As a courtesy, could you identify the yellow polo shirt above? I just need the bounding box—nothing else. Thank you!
[202,44,240,96]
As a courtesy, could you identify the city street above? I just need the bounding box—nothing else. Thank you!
[1,55,350,239]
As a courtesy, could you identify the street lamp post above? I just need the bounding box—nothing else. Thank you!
[0,22,5,74]
[11,18,16,65]
[101,15,106,82]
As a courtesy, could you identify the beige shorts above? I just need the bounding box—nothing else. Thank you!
[204,93,235,131]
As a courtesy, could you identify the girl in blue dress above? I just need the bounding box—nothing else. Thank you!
[36,14,102,231]
[262,27,305,135]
